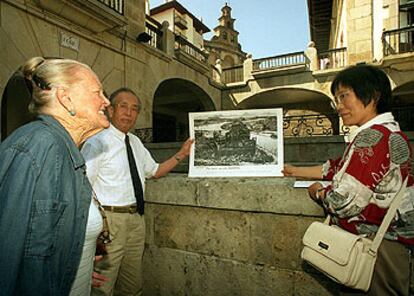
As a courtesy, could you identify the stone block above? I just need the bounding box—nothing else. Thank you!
[30,17,60,58]
[149,204,251,261]
[354,0,371,7]
[143,245,298,296]
[250,215,317,270]
[77,38,100,69]
[146,175,198,206]
[355,40,372,55]
[354,17,371,30]
[91,47,115,82]
[347,28,371,43]
[349,5,371,19]
[293,270,340,295]
[2,2,40,59]
[101,68,123,95]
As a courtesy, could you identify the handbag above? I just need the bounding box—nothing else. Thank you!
[92,190,113,256]
[301,177,408,292]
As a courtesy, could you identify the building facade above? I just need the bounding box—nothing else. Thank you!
[1,0,413,140]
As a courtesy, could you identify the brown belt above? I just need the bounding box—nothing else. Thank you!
[102,205,137,214]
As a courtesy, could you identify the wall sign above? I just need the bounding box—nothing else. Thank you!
[60,32,80,51]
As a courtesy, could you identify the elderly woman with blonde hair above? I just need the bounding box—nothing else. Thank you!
[0,57,110,296]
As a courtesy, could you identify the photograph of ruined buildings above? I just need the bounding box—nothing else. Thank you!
[192,111,278,167]
[1,0,413,295]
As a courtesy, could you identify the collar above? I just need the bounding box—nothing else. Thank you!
[38,114,85,169]
[108,124,131,141]
[345,112,398,143]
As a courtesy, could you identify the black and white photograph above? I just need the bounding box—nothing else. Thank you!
[188,108,284,177]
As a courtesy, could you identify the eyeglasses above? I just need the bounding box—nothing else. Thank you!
[116,103,139,113]
[331,90,351,109]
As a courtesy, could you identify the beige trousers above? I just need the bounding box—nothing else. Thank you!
[92,211,145,296]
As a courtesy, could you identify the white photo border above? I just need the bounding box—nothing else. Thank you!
[188,108,284,177]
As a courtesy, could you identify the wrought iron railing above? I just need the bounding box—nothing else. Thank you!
[137,107,414,142]
[252,51,306,71]
[136,114,350,143]
[222,64,244,83]
[318,47,347,70]
[134,128,153,143]
[383,26,414,56]
[97,0,124,15]
[175,34,208,63]
[283,114,349,137]
[145,22,163,50]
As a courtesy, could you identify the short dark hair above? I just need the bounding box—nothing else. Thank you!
[109,87,141,111]
[330,64,392,114]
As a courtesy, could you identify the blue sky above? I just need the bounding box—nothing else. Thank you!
[149,0,310,59]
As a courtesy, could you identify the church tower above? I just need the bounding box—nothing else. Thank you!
[204,3,246,68]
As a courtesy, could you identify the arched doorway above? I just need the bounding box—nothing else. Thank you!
[392,81,414,132]
[1,70,34,141]
[153,79,215,142]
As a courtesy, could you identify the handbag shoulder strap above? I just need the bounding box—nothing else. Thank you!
[369,177,408,254]
[91,189,108,220]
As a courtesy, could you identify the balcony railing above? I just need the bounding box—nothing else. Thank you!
[318,47,347,70]
[383,26,414,56]
[222,65,244,83]
[175,35,208,63]
[97,0,124,15]
[252,51,306,71]
[145,22,163,50]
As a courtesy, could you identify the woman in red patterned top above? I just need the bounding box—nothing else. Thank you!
[284,64,414,295]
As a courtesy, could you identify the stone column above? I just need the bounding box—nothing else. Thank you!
[346,0,373,64]
[304,41,318,71]
[214,59,222,83]
[124,0,146,40]
[161,21,175,57]
[243,53,253,81]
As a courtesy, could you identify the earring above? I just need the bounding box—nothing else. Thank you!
[68,100,76,116]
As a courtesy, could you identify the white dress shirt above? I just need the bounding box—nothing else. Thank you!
[81,124,159,206]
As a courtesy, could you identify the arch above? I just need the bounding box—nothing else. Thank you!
[392,80,414,131]
[238,87,340,135]
[238,87,333,111]
[222,55,235,68]
[1,70,34,141]
[152,78,215,143]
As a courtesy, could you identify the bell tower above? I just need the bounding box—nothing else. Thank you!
[204,3,246,68]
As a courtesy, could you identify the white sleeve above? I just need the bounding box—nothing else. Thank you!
[142,146,159,179]
[81,138,105,186]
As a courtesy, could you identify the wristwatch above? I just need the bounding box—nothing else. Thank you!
[174,154,181,162]
[315,188,325,201]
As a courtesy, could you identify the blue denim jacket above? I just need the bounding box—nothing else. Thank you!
[0,115,91,296]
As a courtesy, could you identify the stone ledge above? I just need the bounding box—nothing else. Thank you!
[146,174,324,216]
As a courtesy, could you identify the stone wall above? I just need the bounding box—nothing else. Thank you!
[142,133,414,295]
[143,175,340,295]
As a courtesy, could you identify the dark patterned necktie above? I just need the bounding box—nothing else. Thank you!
[125,134,144,215]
